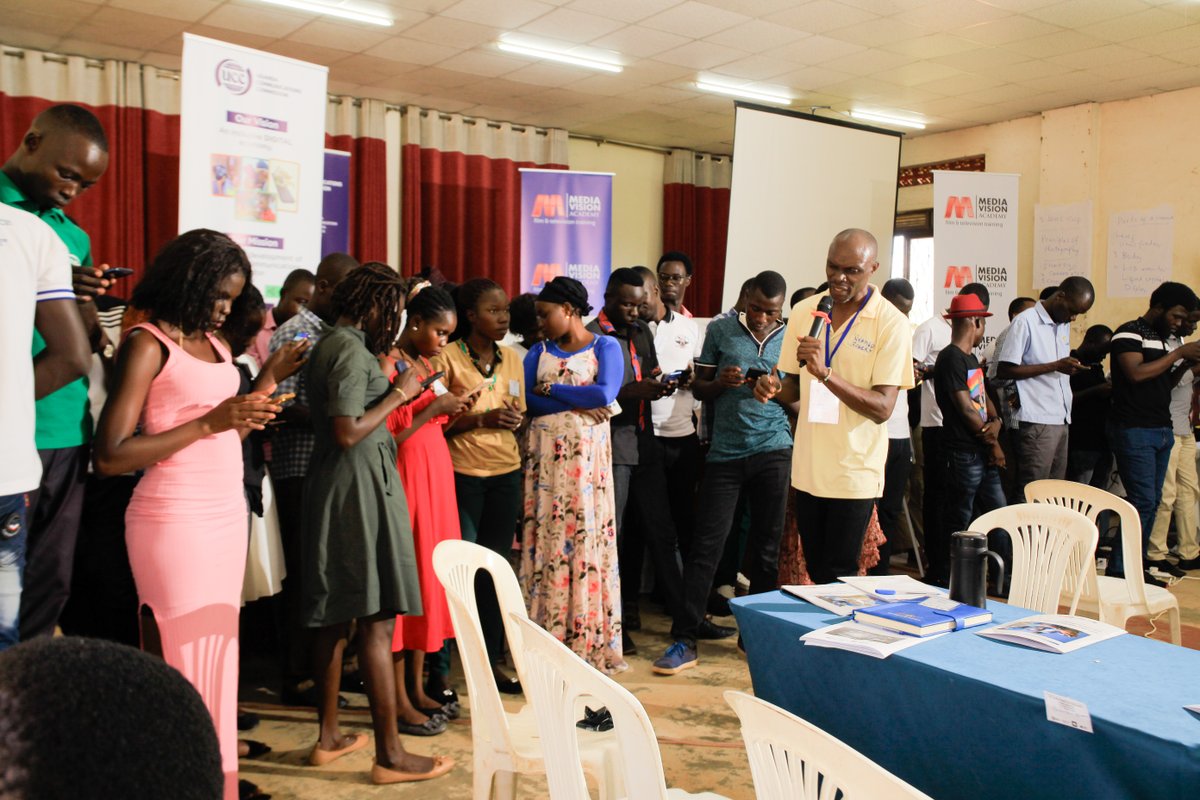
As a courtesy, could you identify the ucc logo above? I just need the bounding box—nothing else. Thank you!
[944,196,974,219]
[944,265,972,288]
[531,263,563,286]
[531,194,565,218]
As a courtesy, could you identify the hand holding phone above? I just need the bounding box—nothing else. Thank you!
[101,267,135,280]
[419,370,446,391]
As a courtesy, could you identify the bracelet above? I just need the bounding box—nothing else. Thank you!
[821,368,833,384]
[393,386,408,403]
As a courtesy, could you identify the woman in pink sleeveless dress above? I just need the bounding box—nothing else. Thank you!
[94,230,303,800]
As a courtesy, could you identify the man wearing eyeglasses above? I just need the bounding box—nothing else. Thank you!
[657,252,694,318]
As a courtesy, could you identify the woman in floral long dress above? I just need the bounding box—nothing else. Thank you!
[520,277,627,674]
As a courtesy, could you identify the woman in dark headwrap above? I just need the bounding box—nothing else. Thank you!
[519,277,628,674]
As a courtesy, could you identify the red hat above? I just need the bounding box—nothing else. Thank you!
[944,294,993,319]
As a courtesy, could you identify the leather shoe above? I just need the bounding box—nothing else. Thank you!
[237,710,260,731]
[622,630,637,655]
[495,675,522,694]
[397,716,447,736]
[696,619,737,640]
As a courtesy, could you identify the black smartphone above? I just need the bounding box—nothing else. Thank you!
[101,267,135,280]
[419,370,445,390]
[744,367,768,382]
[663,369,685,382]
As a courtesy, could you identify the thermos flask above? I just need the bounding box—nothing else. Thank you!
[948,531,1005,608]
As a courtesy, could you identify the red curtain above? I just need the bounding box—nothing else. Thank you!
[325,132,387,263]
[401,144,566,291]
[662,181,731,317]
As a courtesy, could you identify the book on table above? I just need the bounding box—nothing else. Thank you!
[781,583,878,615]
[838,575,947,603]
[851,596,992,637]
[801,620,946,659]
[975,614,1125,653]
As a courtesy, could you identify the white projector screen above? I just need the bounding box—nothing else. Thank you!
[723,104,902,310]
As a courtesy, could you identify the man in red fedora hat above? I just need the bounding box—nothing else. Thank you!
[934,293,1008,584]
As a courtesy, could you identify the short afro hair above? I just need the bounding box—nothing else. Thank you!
[656,251,693,275]
[1149,281,1199,312]
[36,103,108,152]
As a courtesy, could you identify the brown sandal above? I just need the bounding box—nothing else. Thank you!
[371,755,455,784]
[308,732,369,766]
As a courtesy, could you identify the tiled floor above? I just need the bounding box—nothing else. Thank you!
[236,571,1200,799]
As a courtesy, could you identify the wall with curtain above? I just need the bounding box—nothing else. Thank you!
[662,150,732,317]
[567,139,664,273]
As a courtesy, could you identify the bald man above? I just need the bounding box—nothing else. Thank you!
[769,229,915,584]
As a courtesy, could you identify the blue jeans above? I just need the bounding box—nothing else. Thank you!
[942,449,1008,587]
[0,493,28,651]
[1107,424,1173,575]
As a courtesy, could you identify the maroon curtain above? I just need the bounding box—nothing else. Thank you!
[662,181,731,317]
[401,143,566,291]
[325,133,387,263]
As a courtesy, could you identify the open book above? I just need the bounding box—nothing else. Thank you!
[781,583,878,615]
[838,575,948,603]
[801,620,945,659]
[975,614,1125,653]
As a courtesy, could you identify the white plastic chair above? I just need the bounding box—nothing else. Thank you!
[724,691,933,800]
[1025,479,1182,645]
[511,614,729,800]
[970,503,1098,615]
[433,540,620,800]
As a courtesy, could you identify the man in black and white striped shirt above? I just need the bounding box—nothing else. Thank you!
[1106,282,1200,584]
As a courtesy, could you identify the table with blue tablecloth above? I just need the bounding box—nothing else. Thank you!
[731,591,1200,800]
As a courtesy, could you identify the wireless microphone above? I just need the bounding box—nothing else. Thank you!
[798,296,834,368]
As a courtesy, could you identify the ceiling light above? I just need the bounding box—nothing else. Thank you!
[254,0,393,27]
[850,109,926,130]
[695,81,792,105]
[496,40,623,73]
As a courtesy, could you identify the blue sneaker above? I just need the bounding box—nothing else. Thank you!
[652,641,698,675]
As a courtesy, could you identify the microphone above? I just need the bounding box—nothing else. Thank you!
[798,296,834,368]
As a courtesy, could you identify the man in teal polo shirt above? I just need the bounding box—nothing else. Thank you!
[2,104,110,639]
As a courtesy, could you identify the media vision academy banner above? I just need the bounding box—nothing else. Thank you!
[179,34,327,302]
[520,169,613,313]
[933,170,1019,354]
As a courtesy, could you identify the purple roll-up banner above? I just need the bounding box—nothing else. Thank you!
[519,169,613,313]
[321,149,351,257]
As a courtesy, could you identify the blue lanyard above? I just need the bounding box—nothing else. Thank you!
[825,288,872,368]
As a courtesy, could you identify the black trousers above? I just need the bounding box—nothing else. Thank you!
[60,474,140,646]
[22,445,88,639]
[273,474,309,682]
[671,449,790,645]
[660,434,700,560]
[921,426,949,583]
[455,470,522,663]
[794,490,876,586]
[615,440,685,620]
[871,438,914,576]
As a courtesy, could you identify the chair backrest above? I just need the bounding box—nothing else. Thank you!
[511,614,672,800]
[724,691,933,800]
[433,540,531,758]
[970,503,1098,614]
[1023,479,1150,609]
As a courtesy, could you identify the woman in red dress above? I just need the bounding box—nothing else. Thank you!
[385,285,472,735]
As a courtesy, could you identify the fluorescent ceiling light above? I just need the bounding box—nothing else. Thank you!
[255,0,393,26]
[496,40,622,73]
[850,109,926,130]
[695,81,791,105]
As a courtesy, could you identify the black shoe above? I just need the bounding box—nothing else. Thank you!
[622,630,637,655]
[495,675,522,695]
[1177,556,1200,571]
[339,670,365,693]
[397,715,447,736]
[696,618,737,640]
[239,739,272,759]
[707,593,732,617]
[1142,570,1167,588]
[1147,559,1185,579]
[576,706,614,731]
[239,779,271,800]
[281,684,348,709]
[237,710,260,731]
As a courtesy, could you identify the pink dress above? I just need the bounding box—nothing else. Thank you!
[387,385,460,653]
[124,323,246,800]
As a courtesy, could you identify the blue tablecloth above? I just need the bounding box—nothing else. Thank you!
[731,591,1200,800]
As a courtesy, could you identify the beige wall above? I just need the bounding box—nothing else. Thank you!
[898,85,1200,341]
[567,138,664,271]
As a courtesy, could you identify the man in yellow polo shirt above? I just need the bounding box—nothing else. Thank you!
[769,229,915,584]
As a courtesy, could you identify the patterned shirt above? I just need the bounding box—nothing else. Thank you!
[267,306,329,480]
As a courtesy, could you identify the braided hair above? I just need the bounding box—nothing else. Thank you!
[406,284,456,326]
[131,229,252,334]
[450,278,502,341]
[331,261,408,355]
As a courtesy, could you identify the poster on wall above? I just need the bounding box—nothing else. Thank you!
[322,149,351,257]
[519,169,613,314]
[1106,206,1173,298]
[179,34,328,302]
[1034,201,1092,289]
[932,170,1019,356]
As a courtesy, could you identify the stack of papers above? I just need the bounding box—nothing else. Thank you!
[802,621,945,659]
[839,575,948,602]
[781,584,877,615]
[976,614,1125,653]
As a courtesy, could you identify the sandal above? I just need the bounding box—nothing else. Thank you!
[308,732,369,766]
[239,739,272,759]
[576,706,613,732]
[371,755,455,784]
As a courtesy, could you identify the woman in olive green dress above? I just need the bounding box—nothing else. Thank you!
[301,262,454,784]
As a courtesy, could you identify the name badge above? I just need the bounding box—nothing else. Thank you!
[509,379,521,397]
[807,380,840,425]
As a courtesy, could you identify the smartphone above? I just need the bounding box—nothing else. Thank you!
[101,267,135,280]
[292,330,311,342]
[272,392,295,404]
[663,369,685,382]
[419,370,446,391]
[744,367,768,382]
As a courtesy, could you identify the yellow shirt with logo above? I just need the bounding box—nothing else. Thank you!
[432,341,527,477]
[778,289,915,499]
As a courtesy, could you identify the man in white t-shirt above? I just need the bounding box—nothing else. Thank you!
[0,204,91,650]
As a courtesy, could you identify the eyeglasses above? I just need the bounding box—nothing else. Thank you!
[658,273,689,284]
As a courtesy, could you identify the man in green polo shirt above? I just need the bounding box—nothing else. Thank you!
[2,104,110,639]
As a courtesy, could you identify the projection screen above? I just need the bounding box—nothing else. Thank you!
[722,103,902,310]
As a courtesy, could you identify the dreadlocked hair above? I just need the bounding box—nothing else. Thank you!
[449,278,502,341]
[131,229,251,334]
[406,284,456,326]
[331,261,408,355]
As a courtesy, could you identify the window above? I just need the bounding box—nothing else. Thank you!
[893,209,934,324]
